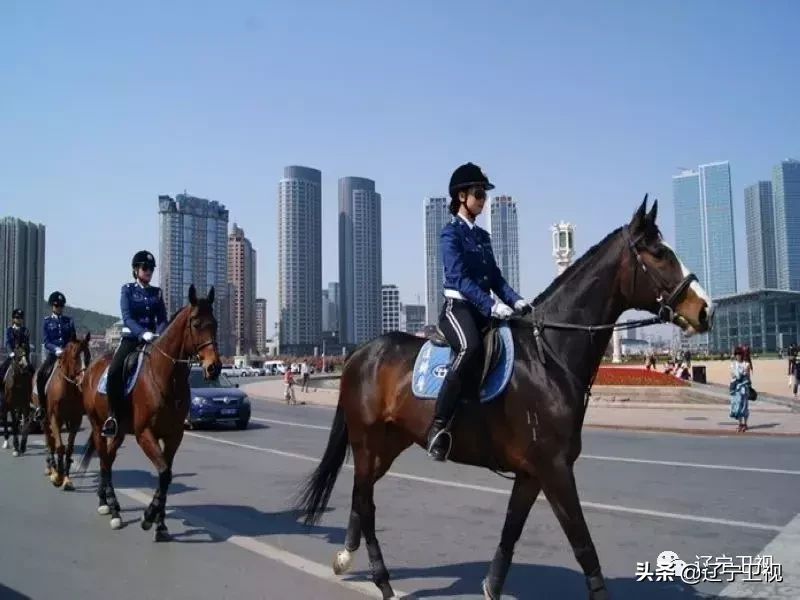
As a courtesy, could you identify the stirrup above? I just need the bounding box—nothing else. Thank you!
[102,416,118,438]
[427,428,453,461]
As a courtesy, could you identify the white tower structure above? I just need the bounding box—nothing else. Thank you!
[551,221,575,276]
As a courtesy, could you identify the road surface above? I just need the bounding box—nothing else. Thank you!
[1,397,798,599]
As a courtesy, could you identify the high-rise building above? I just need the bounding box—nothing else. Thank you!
[381,284,400,333]
[486,195,520,292]
[321,282,339,334]
[0,217,45,360]
[772,159,800,290]
[255,298,267,353]
[277,166,322,354]
[338,177,382,345]
[672,161,737,298]
[228,224,257,354]
[158,193,232,355]
[744,181,777,290]
[424,196,450,325]
[403,304,426,334]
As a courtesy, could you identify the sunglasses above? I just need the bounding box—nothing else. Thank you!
[470,188,487,200]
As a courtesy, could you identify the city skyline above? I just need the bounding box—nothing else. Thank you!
[228,223,257,354]
[487,195,521,293]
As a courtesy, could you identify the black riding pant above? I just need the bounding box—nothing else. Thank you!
[433,298,488,425]
[107,338,140,417]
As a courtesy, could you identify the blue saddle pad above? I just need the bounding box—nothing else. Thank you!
[97,352,145,396]
[411,323,515,403]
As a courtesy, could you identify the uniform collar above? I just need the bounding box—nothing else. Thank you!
[457,213,475,230]
[135,280,150,289]
[11,324,20,330]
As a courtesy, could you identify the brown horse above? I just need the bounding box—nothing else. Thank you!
[77,284,221,539]
[295,197,714,600]
[2,343,34,457]
[38,331,91,490]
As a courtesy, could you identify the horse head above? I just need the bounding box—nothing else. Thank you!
[11,343,29,373]
[185,284,222,380]
[621,194,713,335]
[61,331,91,388]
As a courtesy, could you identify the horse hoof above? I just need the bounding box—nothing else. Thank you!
[110,517,123,530]
[141,516,153,531]
[332,549,353,575]
[12,450,19,457]
[50,474,63,487]
[62,478,74,491]
[482,578,498,600]
[154,528,171,542]
[97,505,111,515]
[44,467,52,476]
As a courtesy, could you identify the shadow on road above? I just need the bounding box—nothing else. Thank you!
[73,469,200,496]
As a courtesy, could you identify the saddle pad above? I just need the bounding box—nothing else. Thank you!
[97,352,145,396]
[411,324,515,403]
[32,364,58,397]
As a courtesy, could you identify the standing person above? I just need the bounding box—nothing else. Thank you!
[284,368,296,405]
[300,360,310,392]
[729,345,752,433]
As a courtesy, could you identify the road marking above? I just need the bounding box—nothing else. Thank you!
[251,416,800,476]
[116,488,411,599]
[716,512,800,598]
[184,432,783,532]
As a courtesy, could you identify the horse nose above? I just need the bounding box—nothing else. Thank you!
[699,301,714,330]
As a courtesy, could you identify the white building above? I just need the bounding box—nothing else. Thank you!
[381,284,400,333]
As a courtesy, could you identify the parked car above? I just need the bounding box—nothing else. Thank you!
[186,367,251,429]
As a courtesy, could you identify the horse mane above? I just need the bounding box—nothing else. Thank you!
[530,226,623,309]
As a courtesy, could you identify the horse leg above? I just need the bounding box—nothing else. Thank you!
[539,458,609,600]
[42,403,56,477]
[482,474,541,599]
[10,406,20,456]
[104,435,125,529]
[50,413,65,487]
[1,402,8,449]
[61,418,79,491]
[333,425,411,578]
[19,404,30,454]
[137,426,174,542]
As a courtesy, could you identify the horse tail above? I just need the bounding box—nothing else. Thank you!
[77,431,96,474]
[294,402,349,526]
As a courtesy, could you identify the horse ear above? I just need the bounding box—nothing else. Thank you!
[629,193,648,231]
[207,286,215,304]
[645,198,658,226]
[188,284,198,306]
[84,331,91,343]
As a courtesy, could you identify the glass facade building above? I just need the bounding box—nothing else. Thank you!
[744,181,777,290]
[486,195,520,292]
[708,289,800,353]
[773,159,800,290]
[423,197,450,325]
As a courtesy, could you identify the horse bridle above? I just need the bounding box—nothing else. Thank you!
[620,224,698,325]
[150,311,216,366]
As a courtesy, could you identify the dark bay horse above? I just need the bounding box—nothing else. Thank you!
[295,196,714,600]
[39,332,91,490]
[78,284,221,540]
[2,343,34,457]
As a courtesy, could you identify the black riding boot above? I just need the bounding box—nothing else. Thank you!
[427,374,464,462]
[35,370,47,423]
[102,388,119,438]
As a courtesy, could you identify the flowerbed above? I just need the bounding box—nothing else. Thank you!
[594,366,689,387]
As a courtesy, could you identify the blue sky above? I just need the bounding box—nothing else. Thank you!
[2,1,799,339]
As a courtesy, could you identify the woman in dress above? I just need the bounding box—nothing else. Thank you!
[729,345,752,433]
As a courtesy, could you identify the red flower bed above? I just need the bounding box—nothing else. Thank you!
[594,366,689,387]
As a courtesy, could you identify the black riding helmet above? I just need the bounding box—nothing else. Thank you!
[132,250,156,270]
[12,308,24,319]
[48,291,66,307]
[448,162,495,216]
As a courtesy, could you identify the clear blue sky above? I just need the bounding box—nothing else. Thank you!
[2,1,799,339]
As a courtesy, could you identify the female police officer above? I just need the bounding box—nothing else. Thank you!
[426,162,530,462]
[103,250,167,437]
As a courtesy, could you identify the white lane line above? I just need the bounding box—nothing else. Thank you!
[183,432,783,533]
[716,512,800,598]
[116,488,411,599]
[251,417,800,476]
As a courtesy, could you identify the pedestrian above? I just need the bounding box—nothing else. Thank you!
[301,360,309,392]
[284,368,296,405]
[729,345,751,433]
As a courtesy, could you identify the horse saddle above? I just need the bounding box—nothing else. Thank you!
[411,322,515,403]
[96,350,146,396]
[33,361,58,397]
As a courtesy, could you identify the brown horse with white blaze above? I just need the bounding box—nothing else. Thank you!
[2,342,34,457]
[295,196,714,599]
[37,331,91,490]
[78,284,221,539]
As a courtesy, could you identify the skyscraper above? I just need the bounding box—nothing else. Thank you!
[0,217,45,360]
[672,161,737,298]
[403,304,426,334]
[424,196,450,325]
[486,195,520,292]
[381,284,400,333]
[277,166,322,354]
[158,193,232,355]
[255,298,267,353]
[338,177,382,345]
[772,159,800,290]
[228,223,257,354]
[744,181,777,290]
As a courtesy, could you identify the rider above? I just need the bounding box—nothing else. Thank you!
[103,250,167,438]
[1,308,33,401]
[38,291,76,421]
[426,162,530,462]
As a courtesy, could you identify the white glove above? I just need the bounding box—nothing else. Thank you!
[9,352,14,358]
[55,348,63,356]
[514,299,528,312]
[491,301,514,319]
[142,331,156,342]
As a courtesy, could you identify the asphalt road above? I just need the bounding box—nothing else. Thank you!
[1,396,799,599]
